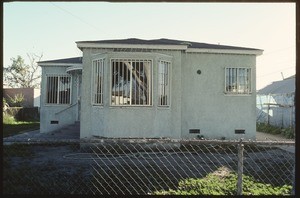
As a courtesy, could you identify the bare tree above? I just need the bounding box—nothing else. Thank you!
[4,53,43,88]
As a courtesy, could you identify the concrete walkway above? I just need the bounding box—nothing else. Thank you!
[4,130,293,142]
[256,131,295,154]
[3,129,80,142]
[4,122,80,142]
[256,131,294,141]
[4,130,294,153]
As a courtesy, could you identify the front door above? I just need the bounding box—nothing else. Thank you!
[76,73,82,121]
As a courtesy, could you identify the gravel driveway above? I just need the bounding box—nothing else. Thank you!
[256,131,293,141]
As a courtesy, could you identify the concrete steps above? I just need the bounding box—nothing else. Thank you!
[60,121,80,134]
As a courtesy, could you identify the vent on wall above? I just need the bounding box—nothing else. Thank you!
[50,120,59,124]
[235,129,245,134]
[189,129,200,134]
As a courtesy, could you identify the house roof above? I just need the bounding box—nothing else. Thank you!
[257,75,295,95]
[38,39,262,65]
[38,57,82,64]
[76,38,261,51]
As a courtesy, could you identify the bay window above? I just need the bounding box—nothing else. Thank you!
[111,59,152,106]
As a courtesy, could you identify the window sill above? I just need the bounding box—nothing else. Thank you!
[92,105,104,108]
[224,92,252,96]
[109,105,153,109]
[158,106,171,109]
[44,104,72,107]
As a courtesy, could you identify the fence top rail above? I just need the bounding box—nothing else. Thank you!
[3,137,295,146]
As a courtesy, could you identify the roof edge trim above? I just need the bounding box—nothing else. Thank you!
[66,65,83,73]
[76,42,187,50]
[186,48,263,55]
[38,63,83,67]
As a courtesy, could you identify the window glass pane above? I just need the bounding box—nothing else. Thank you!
[225,68,251,94]
[47,76,58,104]
[46,75,71,104]
[247,69,251,92]
[225,68,230,92]
[59,76,71,104]
[92,59,104,105]
[111,59,152,106]
[158,61,170,106]
[238,68,245,93]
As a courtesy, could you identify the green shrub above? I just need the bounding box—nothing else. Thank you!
[3,112,39,137]
[3,113,17,124]
[257,123,280,134]
[257,123,294,139]
[7,93,25,107]
[3,97,7,107]
[281,127,295,139]
[153,167,292,195]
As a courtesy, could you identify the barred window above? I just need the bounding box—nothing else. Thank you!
[158,61,170,106]
[225,68,251,94]
[92,59,104,105]
[111,59,152,106]
[46,74,71,104]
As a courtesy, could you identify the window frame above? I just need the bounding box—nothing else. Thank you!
[45,74,72,105]
[224,67,252,95]
[109,58,153,107]
[91,58,105,106]
[158,60,171,107]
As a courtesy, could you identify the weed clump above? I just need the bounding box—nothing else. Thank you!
[153,166,292,195]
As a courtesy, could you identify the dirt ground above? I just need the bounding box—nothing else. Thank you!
[3,129,295,194]
[3,138,295,194]
[4,128,294,142]
[256,131,293,141]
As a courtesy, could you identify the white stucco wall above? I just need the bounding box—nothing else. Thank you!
[80,48,257,140]
[40,66,78,133]
[181,53,257,140]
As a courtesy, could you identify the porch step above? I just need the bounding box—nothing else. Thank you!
[75,121,80,126]
[60,122,80,134]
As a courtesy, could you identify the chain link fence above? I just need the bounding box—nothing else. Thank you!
[257,103,295,129]
[3,138,295,195]
[256,94,295,129]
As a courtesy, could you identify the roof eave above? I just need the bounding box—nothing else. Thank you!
[76,42,263,55]
[186,48,263,55]
[76,42,187,50]
[38,63,83,67]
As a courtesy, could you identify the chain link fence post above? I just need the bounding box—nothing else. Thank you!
[237,138,244,195]
[292,165,295,195]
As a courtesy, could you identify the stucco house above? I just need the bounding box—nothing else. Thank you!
[38,38,263,140]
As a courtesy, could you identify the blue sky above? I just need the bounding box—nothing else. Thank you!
[4,2,295,89]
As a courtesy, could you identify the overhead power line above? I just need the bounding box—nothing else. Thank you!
[257,66,295,78]
[50,2,100,32]
[262,45,295,56]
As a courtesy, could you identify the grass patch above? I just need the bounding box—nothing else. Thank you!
[3,163,92,194]
[3,144,34,158]
[3,113,39,137]
[153,166,292,195]
[257,123,294,139]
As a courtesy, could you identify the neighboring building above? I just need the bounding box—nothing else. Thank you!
[257,75,295,128]
[3,82,10,88]
[38,38,263,140]
[3,87,40,107]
